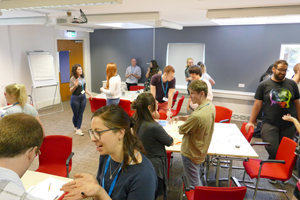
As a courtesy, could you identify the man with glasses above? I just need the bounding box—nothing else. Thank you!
[246,60,300,183]
[0,113,43,199]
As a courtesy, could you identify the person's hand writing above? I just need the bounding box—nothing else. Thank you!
[169,116,179,124]
[61,173,103,200]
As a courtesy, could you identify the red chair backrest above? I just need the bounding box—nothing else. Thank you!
[172,91,179,108]
[89,98,106,113]
[172,96,184,116]
[158,112,168,120]
[118,99,133,116]
[194,186,247,200]
[215,106,233,123]
[240,122,254,143]
[38,135,73,172]
[130,86,145,91]
[276,137,297,179]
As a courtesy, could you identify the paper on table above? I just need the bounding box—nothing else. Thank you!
[26,177,66,200]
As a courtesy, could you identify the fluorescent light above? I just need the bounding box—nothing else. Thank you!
[88,12,160,22]
[0,0,122,11]
[55,25,94,32]
[0,17,46,25]
[96,22,152,29]
[155,20,183,30]
[211,17,267,25]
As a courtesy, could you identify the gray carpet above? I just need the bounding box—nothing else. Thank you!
[28,101,299,200]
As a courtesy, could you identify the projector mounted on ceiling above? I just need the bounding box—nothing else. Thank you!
[56,9,88,26]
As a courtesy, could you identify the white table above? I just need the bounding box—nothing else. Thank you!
[21,170,73,191]
[161,121,258,186]
[95,91,140,102]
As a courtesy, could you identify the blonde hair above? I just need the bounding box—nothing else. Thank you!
[5,83,27,108]
[200,63,206,74]
[186,57,193,68]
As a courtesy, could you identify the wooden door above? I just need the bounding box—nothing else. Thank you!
[57,40,83,101]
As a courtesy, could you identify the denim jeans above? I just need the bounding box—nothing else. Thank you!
[107,98,120,106]
[70,94,86,129]
[181,154,202,189]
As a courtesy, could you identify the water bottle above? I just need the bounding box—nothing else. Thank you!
[166,112,171,132]
[121,85,125,96]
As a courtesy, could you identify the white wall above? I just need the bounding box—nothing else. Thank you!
[0,25,90,109]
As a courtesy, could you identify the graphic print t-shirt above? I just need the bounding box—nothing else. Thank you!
[255,78,299,127]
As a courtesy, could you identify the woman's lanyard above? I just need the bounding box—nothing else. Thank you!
[161,75,168,97]
[102,156,123,197]
[12,102,19,106]
[78,78,84,91]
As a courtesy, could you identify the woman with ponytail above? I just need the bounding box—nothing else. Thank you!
[132,93,179,200]
[2,83,45,137]
[61,105,157,200]
[100,63,121,106]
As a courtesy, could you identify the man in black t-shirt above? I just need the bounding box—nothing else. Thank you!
[246,60,300,164]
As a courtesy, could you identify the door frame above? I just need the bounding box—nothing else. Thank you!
[54,36,92,101]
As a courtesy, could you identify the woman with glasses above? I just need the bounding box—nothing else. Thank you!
[100,63,122,106]
[2,83,45,137]
[61,105,157,200]
[69,64,94,136]
[132,93,179,200]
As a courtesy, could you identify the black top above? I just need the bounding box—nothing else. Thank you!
[150,74,176,103]
[96,154,157,200]
[255,78,299,127]
[136,121,173,200]
[69,76,86,95]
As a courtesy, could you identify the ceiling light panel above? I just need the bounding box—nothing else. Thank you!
[0,0,122,11]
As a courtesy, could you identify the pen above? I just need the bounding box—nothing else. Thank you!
[48,183,51,191]
[53,195,58,200]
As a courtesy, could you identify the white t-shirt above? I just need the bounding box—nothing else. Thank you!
[2,103,38,118]
[190,78,213,110]
[102,74,122,99]
[202,73,212,82]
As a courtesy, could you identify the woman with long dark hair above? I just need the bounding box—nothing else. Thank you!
[100,63,121,105]
[69,63,93,136]
[132,93,179,199]
[61,105,157,200]
[144,60,162,91]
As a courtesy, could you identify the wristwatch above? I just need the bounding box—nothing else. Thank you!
[167,109,171,111]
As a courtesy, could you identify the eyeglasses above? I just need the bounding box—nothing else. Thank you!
[29,146,41,158]
[276,68,289,72]
[88,128,120,140]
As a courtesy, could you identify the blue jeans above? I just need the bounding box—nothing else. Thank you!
[107,98,120,106]
[181,154,202,189]
[70,94,86,129]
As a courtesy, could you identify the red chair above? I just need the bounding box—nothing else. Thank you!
[130,86,145,91]
[215,106,233,123]
[36,135,74,178]
[172,91,179,108]
[118,99,135,117]
[243,137,297,200]
[183,176,246,200]
[240,122,254,143]
[159,95,185,120]
[89,98,106,113]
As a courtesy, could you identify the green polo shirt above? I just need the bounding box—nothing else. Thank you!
[180,101,215,164]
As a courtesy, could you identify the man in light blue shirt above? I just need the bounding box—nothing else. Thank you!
[125,58,141,91]
[0,113,44,199]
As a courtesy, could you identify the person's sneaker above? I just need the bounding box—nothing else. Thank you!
[76,129,84,136]
[268,179,277,184]
[282,180,289,184]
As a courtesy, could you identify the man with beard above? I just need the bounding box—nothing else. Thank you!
[246,59,300,184]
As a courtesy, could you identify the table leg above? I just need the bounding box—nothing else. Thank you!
[206,155,210,182]
[216,158,220,187]
[227,160,233,187]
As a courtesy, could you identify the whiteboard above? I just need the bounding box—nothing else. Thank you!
[166,43,205,89]
[27,51,57,88]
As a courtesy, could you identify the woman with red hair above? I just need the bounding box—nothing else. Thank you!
[100,63,122,106]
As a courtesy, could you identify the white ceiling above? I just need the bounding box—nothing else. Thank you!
[1,0,300,29]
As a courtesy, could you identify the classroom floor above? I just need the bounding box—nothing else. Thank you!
[28,101,299,200]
